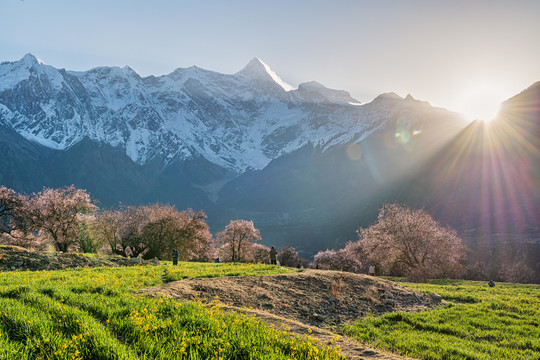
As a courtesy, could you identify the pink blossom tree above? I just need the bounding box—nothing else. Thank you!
[249,243,271,264]
[498,262,536,284]
[313,247,363,273]
[277,247,309,268]
[28,185,98,252]
[358,203,464,281]
[96,205,213,260]
[94,209,124,256]
[142,206,213,261]
[0,186,27,235]
[216,220,261,262]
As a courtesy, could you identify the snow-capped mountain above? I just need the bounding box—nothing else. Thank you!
[1,55,538,277]
[0,53,476,256]
[0,54,466,174]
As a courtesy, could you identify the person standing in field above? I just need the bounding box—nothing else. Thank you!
[172,249,179,266]
[270,246,277,265]
[369,265,375,276]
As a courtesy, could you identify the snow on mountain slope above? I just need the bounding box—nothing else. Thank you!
[0,54,466,173]
[292,81,361,105]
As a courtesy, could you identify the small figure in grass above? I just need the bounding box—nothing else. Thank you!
[214,257,220,263]
[488,280,495,288]
[172,249,179,266]
[270,246,277,265]
[369,265,375,276]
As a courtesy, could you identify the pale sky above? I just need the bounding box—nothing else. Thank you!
[1,0,539,120]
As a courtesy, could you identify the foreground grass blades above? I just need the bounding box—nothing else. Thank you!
[344,279,540,360]
[0,264,342,360]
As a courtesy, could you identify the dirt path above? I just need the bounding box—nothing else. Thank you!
[143,270,436,359]
[218,304,410,360]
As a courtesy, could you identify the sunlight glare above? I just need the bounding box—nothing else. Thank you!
[460,87,505,122]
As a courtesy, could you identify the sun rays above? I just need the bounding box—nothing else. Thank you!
[427,90,540,248]
[458,84,506,123]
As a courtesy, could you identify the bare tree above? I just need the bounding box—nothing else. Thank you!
[28,186,98,252]
[358,203,464,281]
[216,220,261,262]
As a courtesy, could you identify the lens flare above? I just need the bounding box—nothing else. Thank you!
[346,143,363,160]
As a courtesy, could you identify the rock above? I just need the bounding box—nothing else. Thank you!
[430,292,442,303]
[361,350,377,356]
[125,257,144,265]
[383,291,394,299]
[328,296,338,302]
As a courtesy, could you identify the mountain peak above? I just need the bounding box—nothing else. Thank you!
[373,92,403,101]
[405,94,415,101]
[20,53,44,66]
[121,65,140,78]
[245,57,266,69]
[236,57,294,91]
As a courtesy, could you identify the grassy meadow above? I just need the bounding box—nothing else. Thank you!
[344,279,540,360]
[0,263,342,360]
[2,261,539,360]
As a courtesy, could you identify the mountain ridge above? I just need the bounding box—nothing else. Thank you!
[0,54,467,175]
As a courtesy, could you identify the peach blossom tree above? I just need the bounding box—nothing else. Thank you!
[28,185,98,252]
[216,219,261,262]
[358,203,464,281]
[96,205,213,260]
[0,186,27,235]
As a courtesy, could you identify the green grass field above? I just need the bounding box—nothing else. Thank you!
[2,263,539,360]
[0,263,342,360]
[344,279,540,360]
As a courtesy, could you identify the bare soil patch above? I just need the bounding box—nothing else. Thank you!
[143,269,439,359]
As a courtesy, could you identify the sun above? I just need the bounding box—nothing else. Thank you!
[459,85,505,122]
